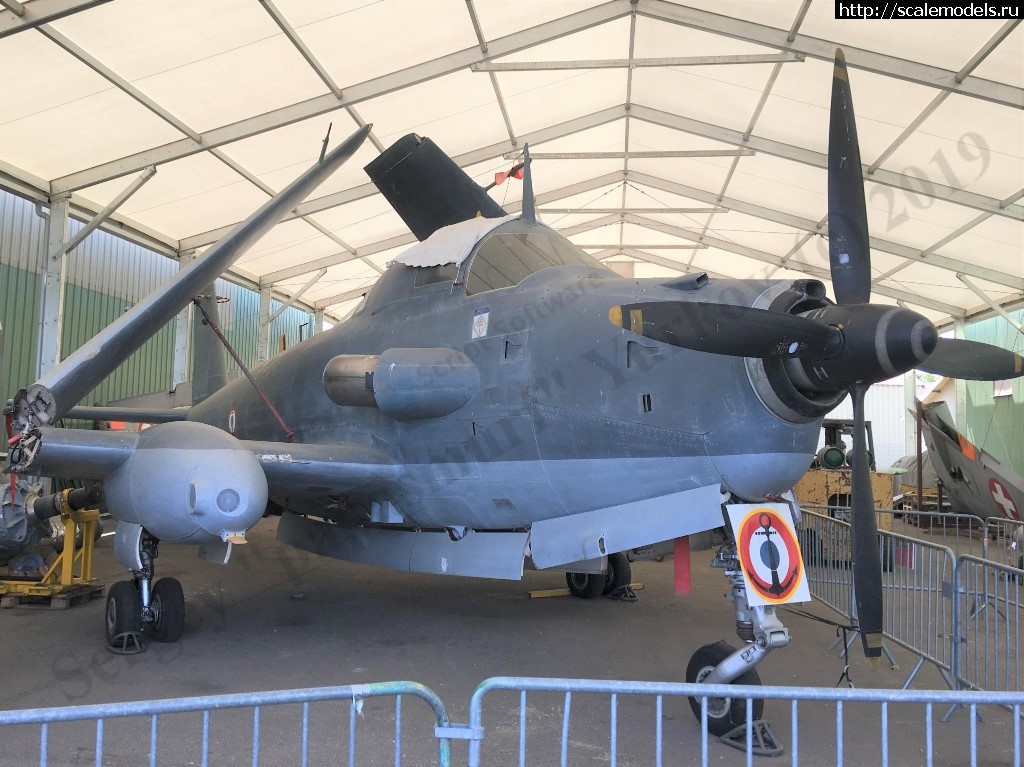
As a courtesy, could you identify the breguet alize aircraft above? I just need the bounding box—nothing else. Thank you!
[5,51,1022,733]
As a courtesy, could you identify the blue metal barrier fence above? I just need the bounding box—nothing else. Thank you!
[467,677,1023,767]
[0,681,452,767]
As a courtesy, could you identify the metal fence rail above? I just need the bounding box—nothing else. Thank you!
[797,510,853,619]
[988,518,1024,570]
[798,509,960,678]
[0,682,452,767]
[953,555,1023,696]
[1,679,1022,766]
[880,527,957,686]
[467,677,1023,767]
[886,512,991,560]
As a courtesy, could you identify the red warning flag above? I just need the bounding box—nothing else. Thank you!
[494,164,524,186]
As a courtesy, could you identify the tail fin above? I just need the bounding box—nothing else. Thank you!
[365,134,506,241]
[191,285,228,405]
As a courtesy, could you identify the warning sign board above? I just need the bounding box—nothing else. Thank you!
[726,504,811,607]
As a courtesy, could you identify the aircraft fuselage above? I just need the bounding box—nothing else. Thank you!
[190,224,825,530]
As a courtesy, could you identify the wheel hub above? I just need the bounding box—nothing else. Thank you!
[695,665,730,719]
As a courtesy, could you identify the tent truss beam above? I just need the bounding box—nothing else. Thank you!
[955,273,1024,334]
[50,165,156,260]
[622,212,966,318]
[640,0,1023,108]
[257,0,387,153]
[314,283,377,310]
[48,0,635,194]
[628,171,1024,291]
[472,52,803,71]
[0,0,109,39]
[630,104,1023,221]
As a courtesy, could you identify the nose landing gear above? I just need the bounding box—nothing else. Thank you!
[106,528,185,654]
[685,544,787,756]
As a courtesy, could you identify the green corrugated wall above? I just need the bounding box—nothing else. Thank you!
[1,188,313,408]
[0,262,40,404]
[59,282,176,408]
[962,309,1024,475]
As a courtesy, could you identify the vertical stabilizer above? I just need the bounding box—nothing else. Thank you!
[365,134,506,241]
[520,144,536,224]
[191,286,228,405]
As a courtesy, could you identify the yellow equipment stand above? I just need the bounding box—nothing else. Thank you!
[0,490,104,609]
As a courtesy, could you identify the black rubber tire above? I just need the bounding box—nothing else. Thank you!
[105,581,142,643]
[150,577,185,643]
[685,641,764,737]
[602,552,632,595]
[565,571,605,599]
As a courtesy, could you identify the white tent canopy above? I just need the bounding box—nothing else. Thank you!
[1,0,1020,324]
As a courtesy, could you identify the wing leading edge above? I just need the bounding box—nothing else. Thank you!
[28,427,402,496]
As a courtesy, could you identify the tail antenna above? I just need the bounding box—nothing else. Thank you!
[521,143,536,223]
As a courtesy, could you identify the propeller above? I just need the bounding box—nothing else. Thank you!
[827,50,871,306]
[917,338,1024,380]
[606,49,1023,662]
[826,49,883,662]
[608,302,844,359]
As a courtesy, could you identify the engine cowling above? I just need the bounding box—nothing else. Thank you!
[104,422,267,544]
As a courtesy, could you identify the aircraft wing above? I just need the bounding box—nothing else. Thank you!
[246,440,403,496]
[28,427,402,496]
[65,406,189,424]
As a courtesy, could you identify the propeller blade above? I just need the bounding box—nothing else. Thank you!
[917,338,1024,381]
[849,384,884,662]
[828,49,871,305]
[608,301,844,359]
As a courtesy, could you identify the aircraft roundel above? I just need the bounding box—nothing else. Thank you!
[736,508,804,604]
[988,478,1020,521]
[227,407,237,435]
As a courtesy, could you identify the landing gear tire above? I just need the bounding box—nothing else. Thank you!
[149,577,185,643]
[686,641,764,737]
[566,571,604,599]
[602,552,632,595]
[106,581,142,644]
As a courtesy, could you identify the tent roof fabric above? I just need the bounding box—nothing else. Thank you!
[0,0,1020,326]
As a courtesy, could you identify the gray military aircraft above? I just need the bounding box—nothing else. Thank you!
[919,401,1023,525]
[5,51,1022,733]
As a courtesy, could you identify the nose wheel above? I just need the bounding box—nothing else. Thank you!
[683,544,787,756]
[685,640,763,735]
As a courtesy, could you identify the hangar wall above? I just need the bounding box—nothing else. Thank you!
[0,189,313,408]
[963,310,1024,475]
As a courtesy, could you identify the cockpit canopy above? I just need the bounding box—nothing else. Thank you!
[358,217,609,315]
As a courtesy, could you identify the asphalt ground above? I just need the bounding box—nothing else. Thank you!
[0,516,1018,766]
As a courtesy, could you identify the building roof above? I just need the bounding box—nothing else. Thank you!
[1,0,1020,324]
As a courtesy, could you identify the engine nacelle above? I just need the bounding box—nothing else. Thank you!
[104,422,268,544]
[324,347,479,421]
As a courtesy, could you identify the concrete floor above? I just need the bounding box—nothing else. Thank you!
[0,516,1018,766]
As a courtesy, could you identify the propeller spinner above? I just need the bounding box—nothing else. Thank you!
[608,49,1024,661]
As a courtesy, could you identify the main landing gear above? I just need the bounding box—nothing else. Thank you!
[106,532,184,654]
[565,552,632,599]
[684,544,788,756]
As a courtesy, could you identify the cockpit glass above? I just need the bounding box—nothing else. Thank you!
[465,232,602,295]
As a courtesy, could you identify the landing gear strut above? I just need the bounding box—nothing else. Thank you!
[685,544,787,756]
[106,531,184,654]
